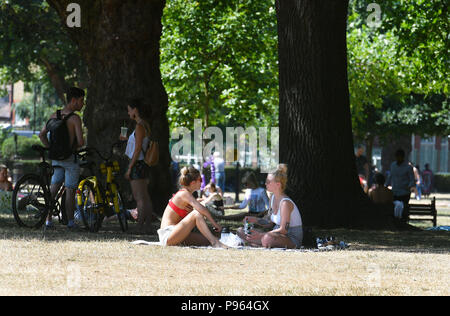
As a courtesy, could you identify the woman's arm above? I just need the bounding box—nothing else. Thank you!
[270,200,293,235]
[237,189,251,209]
[244,216,274,230]
[126,124,145,180]
[202,192,219,204]
[184,192,222,231]
[255,218,274,230]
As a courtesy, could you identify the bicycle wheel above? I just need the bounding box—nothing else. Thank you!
[77,181,102,232]
[12,174,50,228]
[116,191,128,232]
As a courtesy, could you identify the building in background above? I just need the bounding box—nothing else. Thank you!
[410,135,450,174]
[0,82,25,128]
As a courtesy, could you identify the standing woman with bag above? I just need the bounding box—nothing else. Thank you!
[120,98,154,234]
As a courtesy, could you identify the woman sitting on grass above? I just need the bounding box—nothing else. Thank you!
[200,181,225,216]
[221,172,270,220]
[237,164,303,249]
[158,166,228,248]
[0,165,13,192]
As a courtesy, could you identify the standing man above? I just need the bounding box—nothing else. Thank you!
[385,149,415,223]
[213,151,225,192]
[39,87,85,229]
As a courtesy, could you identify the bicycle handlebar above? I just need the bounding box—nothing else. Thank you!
[78,141,125,162]
[32,141,125,163]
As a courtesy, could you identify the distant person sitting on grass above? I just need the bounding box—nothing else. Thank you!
[368,173,393,205]
[0,164,13,212]
[201,180,224,198]
[219,172,270,221]
[199,181,224,216]
[158,166,228,248]
[369,172,404,219]
[0,165,13,192]
[237,164,303,249]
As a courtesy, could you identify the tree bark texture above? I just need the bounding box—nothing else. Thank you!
[276,0,389,228]
[48,0,171,214]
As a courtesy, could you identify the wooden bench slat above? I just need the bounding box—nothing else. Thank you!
[406,197,437,227]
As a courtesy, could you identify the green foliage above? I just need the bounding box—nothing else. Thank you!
[1,135,41,159]
[0,127,12,147]
[14,90,59,131]
[161,0,279,129]
[0,0,85,96]
[347,0,449,140]
[380,0,448,94]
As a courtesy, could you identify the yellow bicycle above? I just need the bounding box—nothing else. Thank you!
[76,142,128,232]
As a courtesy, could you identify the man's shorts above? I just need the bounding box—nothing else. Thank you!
[51,156,80,189]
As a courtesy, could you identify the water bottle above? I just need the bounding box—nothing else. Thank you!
[245,219,253,235]
[221,227,229,240]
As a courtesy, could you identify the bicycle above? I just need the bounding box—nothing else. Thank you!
[76,142,128,233]
[11,145,87,229]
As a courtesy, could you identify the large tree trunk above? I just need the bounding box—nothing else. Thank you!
[276,0,390,228]
[48,0,171,215]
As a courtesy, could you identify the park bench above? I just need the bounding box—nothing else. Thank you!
[408,197,437,227]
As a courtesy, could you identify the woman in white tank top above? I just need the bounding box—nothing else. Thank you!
[237,164,303,248]
[119,99,154,234]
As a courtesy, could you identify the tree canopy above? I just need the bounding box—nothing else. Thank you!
[347,0,449,142]
[0,0,86,102]
[1,0,447,147]
[161,0,278,129]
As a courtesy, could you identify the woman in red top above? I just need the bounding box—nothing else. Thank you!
[158,166,227,248]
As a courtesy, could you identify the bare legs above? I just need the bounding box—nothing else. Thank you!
[130,179,154,233]
[166,210,227,248]
[237,227,296,249]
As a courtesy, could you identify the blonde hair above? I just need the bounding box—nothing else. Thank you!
[271,164,288,191]
[179,165,201,187]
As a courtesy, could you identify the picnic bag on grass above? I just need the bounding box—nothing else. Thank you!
[141,121,159,167]
[46,110,75,161]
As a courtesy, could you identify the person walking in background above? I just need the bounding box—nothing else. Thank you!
[413,164,422,200]
[422,163,434,198]
[213,151,225,192]
[385,149,415,223]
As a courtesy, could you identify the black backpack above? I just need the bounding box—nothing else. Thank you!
[46,110,75,161]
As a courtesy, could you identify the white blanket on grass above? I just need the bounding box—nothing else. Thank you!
[130,240,349,252]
